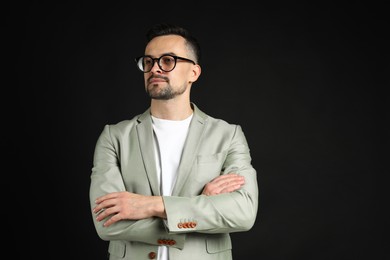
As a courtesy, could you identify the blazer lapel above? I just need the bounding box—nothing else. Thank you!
[136,109,161,196]
[171,104,207,195]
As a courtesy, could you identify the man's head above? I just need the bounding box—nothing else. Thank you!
[136,24,201,101]
[145,23,201,64]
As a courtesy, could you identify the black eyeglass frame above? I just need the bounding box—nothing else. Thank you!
[135,55,196,73]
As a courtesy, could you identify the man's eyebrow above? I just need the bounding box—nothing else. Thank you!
[145,52,177,58]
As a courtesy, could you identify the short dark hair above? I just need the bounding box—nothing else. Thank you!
[145,23,201,64]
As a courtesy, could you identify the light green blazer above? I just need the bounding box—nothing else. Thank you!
[89,103,259,260]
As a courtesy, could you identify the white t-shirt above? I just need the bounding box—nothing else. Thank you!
[151,114,193,260]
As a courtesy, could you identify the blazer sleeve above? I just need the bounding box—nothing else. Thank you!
[89,124,186,249]
[163,125,259,234]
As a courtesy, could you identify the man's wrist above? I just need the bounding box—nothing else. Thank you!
[153,196,167,219]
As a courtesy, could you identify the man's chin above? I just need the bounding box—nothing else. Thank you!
[150,96,172,100]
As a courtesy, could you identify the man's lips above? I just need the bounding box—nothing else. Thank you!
[149,78,166,84]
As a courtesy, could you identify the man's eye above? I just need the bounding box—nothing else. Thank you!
[162,57,174,64]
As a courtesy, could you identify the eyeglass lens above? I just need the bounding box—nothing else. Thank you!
[139,56,176,72]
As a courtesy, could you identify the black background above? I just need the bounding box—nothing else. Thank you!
[8,2,388,259]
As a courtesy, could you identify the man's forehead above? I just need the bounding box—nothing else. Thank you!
[145,35,186,56]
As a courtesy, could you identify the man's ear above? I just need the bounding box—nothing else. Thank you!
[189,64,201,83]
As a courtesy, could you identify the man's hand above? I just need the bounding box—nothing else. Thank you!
[202,173,245,196]
[93,192,166,227]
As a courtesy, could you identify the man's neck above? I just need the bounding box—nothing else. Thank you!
[150,100,193,121]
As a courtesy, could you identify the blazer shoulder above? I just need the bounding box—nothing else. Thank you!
[103,112,145,137]
[193,103,238,130]
[203,114,240,131]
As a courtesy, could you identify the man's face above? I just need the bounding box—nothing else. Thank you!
[143,35,196,100]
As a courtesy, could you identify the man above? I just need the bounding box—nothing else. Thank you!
[90,23,259,260]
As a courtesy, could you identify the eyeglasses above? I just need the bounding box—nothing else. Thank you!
[135,55,196,73]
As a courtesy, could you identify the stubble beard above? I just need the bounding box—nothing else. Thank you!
[147,83,187,100]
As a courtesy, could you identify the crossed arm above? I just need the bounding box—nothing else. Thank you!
[93,173,245,227]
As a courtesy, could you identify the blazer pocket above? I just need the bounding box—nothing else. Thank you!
[206,234,232,253]
[197,151,227,164]
[108,241,125,258]
[195,151,227,183]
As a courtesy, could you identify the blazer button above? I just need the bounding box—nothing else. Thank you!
[148,251,156,259]
[177,223,183,228]
[168,239,176,246]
